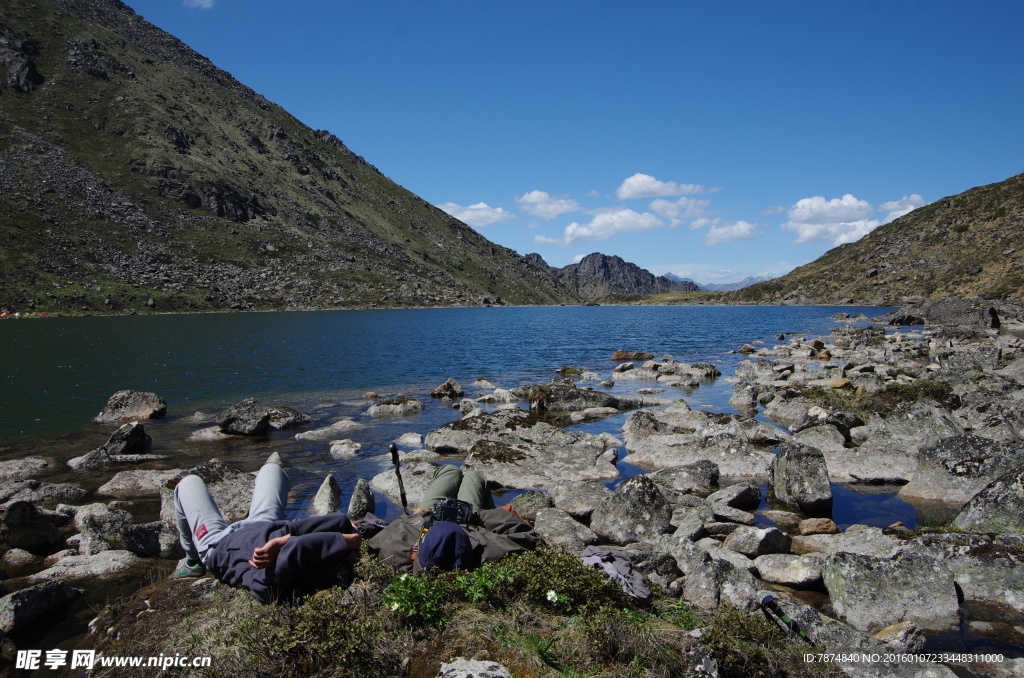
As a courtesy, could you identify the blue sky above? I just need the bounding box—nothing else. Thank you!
[125,1,1023,284]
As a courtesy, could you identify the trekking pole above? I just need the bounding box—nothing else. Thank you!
[761,595,814,646]
[389,443,409,514]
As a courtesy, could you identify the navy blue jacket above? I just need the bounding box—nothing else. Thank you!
[205,513,355,603]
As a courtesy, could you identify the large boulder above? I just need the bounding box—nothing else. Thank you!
[73,503,172,557]
[217,397,270,435]
[823,551,959,633]
[611,350,654,361]
[706,482,760,510]
[790,527,906,559]
[768,442,833,516]
[0,457,50,481]
[899,435,1024,506]
[682,558,758,611]
[534,508,599,553]
[589,475,673,546]
[0,501,65,552]
[754,554,823,587]
[953,466,1024,533]
[347,478,375,520]
[464,439,618,489]
[159,461,255,527]
[721,526,791,558]
[97,469,188,498]
[548,481,611,521]
[645,460,720,498]
[369,461,437,508]
[25,550,141,583]
[0,580,81,633]
[0,479,87,509]
[508,491,553,522]
[94,390,167,423]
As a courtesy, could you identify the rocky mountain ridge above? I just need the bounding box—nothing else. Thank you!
[0,0,581,314]
[665,273,772,292]
[732,172,1024,305]
[526,252,699,301]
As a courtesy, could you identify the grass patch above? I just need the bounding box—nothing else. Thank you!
[801,380,953,416]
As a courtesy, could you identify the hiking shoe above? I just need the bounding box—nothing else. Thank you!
[171,558,206,579]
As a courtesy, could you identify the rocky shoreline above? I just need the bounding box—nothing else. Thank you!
[2,297,1023,677]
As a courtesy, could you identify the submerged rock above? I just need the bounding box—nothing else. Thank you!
[367,397,424,418]
[97,469,188,498]
[266,406,312,430]
[294,419,360,441]
[94,390,167,423]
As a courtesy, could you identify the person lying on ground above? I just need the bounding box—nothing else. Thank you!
[171,461,362,603]
[366,464,537,573]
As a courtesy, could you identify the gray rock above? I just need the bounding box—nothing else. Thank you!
[823,551,959,633]
[590,475,673,546]
[97,469,188,498]
[729,382,759,413]
[294,419,360,441]
[646,533,713,575]
[706,482,760,510]
[347,478,374,520]
[394,432,423,447]
[1,548,43,575]
[430,378,464,398]
[904,534,1024,626]
[764,399,814,431]
[534,508,598,553]
[683,558,758,611]
[754,554,823,587]
[626,431,774,479]
[217,397,270,435]
[0,501,65,552]
[0,457,50,481]
[706,544,757,575]
[873,621,927,653]
[511,382,666,413]
[955,398,1024,445]
[954,466,1024,533]
[621,547,683,588]
[790,424,847,455]
[704,522,742,537]
[328,439,362,459]
[309,474,341,515]
[899,435,1024,507]
[367,396,424,418]
[548,481,611,520]
[94,390,167,423]
[709,503,755,526]
[722,526,791,558]
[645,460,720,497]
[159,461,255,527]
[760,594,957,677]
[188,426,232,441]
[25,550,141,583]
[67,422,165,470]
[670,507,709,542]
[0,580,81,633]
[437,658,513,678]
[768,442,833,517]
[266,406,312,430]
[790,527,905,559]
[75,503,169,557]
[0,479,87,509]
[508,490,553,522]
[370,461,437,508]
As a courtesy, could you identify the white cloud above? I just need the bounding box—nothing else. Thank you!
[648,196,712,227]
[787,194,874,225]
[534,207,663,246]
[760,205,786,215]
[879,194,925,224]
[615,173,721,200]
[572,253,587,263]
[782,193,878,246]
[586,189,601,198]
[184,0,215,8]
[436,202,514,229]
[515,190,580,220]
[702,220,761,246]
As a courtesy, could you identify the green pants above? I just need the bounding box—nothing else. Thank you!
[417,465,495,511]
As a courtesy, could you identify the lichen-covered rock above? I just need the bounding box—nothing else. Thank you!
[367,397,424,418]
[534,508,598,553]
[370,461,437,508]
[67,422,164,470]
[754,554,823,587]
[722,526,791,559]
[347,478,375,520]
[438,658,513,678]
[266,406,312,430]
[706,482,760,510]
[309,474,341,516]
[899,435,1024,507]
[0,479,87,509]
[645,460,720,498]
[1,548,43,576]
[94,390,167,423]
[508,490,553,522]
[768,442,833,517]
[294,419,360,441]
[0,580,81,633]
[0,457,50,481]
[790,527,905,558]
[97,469,188,498]
[953,466,1024,533]
[217,397,270,435]
[589,475,672,546]
[328,439,362,459]
[621,547,683,588]
[0,501,65,552]
[798,517,840,535]
[430,378,464,398]
[25,550,141,583]
[823,551,959,633]
[548,481,611,521]
[709,503,755,526]
[75,503,170,557]
[683,558,758,611]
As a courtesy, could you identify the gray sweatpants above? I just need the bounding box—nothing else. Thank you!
[174,463,289,564]
[417,464,495,511]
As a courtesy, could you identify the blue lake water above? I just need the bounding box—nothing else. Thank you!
[0,304,919,526]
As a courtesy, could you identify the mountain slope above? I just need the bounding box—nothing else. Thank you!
[0,0,580,313]
[732,173,1024,305]
[526,252,699,300]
